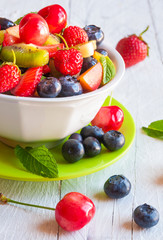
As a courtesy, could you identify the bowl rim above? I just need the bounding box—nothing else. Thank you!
[0,42,125,103]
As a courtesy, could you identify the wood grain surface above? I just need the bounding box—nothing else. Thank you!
[0,0,163,239]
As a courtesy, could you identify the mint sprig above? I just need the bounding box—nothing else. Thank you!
[15,145,59,178]
[100,55,116,85]
[142,120,163,139]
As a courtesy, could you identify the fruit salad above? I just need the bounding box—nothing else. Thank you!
[0,4,116,98]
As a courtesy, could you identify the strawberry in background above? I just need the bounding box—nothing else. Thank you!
[116,26,149,67]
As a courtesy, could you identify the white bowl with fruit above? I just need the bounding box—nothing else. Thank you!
[0,4,125,148]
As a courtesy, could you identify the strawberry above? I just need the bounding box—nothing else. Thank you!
[54,48,83,76]
[0,63,21,93]
[63,26,88,47]
[116,26,149,68]
[11,67,42,97]
[42,64,51,75]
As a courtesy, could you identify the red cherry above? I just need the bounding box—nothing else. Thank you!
[38,4,67,34]
[19,13,49,45]
[91,106,124,132]
[55,192,95,231]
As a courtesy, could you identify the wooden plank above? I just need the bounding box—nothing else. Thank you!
[0,179,60,240]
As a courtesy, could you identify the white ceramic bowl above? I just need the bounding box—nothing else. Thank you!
[0,43,125,148]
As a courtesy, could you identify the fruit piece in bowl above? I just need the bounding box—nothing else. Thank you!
[0,4,125,148]
[0,42,125,148]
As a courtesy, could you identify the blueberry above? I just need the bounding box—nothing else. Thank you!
[83,136,101,157]
[59,75,83,97]
[69,133,83,142]
[83,25,104,45]
[134,204,159,228]
[96,48,108,56]
[104,175,131,199]
[80,57,97,74]
[103,130,125,151]
[80,125,104,142]
[37,77,61,98]
[62,139,85,163]
[0,17,15,30]
[20,67,27,74]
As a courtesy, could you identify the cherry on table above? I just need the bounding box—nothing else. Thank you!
[91,105,124,132]
[55,192,95,231]
[0,192,95,232]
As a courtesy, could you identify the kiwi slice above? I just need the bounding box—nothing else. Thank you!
[0,43,49,68]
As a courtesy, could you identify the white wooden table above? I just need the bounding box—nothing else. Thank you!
[0,0,163,239]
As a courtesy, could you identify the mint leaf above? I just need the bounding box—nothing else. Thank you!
[15,145,59,178]
[142,120,163,139]
[100,55,116,85]
[148,120,163,131]
[14,12,37,25]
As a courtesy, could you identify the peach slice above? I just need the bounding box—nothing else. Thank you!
[75,40,96,58]
[77,62,103,92]
[6,25,20,38]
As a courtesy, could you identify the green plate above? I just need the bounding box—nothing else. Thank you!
[0,97,135,181]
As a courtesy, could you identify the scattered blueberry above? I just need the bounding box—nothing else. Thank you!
[103,130,125,151]
[104,175,131,199]
[83,25,104,45]
[69,133,83,142]
[83,136,101,157]
[134,203,159,228]
[37,77,61,98]
[59,75,83,97]
[96,48,108,56]
[81,57,97,74]
[62,139,85,163]
[80,125,104,142]
[0,17,15,30]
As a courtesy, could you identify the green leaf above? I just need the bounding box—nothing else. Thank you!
[142,120,163,139]
[148,120,163,131]
[100,55,116,85]
[15,145,59,178]
[14,12,37,25]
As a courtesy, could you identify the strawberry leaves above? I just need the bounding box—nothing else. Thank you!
[15,145,59,178]
[142,120,163,140]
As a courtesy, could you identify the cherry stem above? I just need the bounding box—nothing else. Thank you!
[0,193,55,211]
[11,49,16,65]
[108,91,113,106]
[139,26,149,36]
[55,33,69,49]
